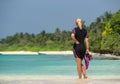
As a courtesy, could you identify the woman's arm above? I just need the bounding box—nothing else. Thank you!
[71,33,79,44]
[85,38,89,53]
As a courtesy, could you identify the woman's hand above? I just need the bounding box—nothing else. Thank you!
[86,49,89,53]
[75,41,80,44]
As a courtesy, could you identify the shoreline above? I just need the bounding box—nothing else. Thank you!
[0,51,38,55]
[0,51,120,57]
[0,51,73,55]
[0,75,120,80]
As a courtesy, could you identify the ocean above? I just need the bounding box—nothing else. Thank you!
[0,54,120,76]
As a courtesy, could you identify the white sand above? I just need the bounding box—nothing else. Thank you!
[0,51,75,55]
[38,51,73,55]
[0,51,38,55]
[0,51,73,55]
[0,79,120,84]
[0,75,120,80]
[0,51,120,59]
[0,75,120,84]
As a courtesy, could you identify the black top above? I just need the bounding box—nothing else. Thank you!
[72,27,88,58]
[72,27,88,44]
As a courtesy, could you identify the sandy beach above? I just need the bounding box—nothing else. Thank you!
[0,75,120,84]
[0,51,120,56]
[0,79,120,84]
[0,51,38,55]
[38,51,73,55]
[0,51,120,60]
[0,51,73,55]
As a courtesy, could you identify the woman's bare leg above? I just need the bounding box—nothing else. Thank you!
[76,58,82,79]
[82,65,88,79]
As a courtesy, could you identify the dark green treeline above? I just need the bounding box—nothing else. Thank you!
[0,10,120,55]
[0,28,72,51]
[88,10,120,55]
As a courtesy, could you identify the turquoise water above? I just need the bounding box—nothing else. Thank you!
[0,54,120,76]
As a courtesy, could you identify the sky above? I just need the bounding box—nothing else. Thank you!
[0,0,120,39]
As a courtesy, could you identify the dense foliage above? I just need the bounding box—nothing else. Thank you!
[0,10,120,55]
[0,28,73,51]
[101,10,120,55]
[89,10,120,55]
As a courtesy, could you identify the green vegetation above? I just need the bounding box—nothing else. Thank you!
[88,10,120,55]
[0,10,120,55]
[0,28,73,51]
[101,10,120,55]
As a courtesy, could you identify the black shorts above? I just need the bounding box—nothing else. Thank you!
[73,44,86,60]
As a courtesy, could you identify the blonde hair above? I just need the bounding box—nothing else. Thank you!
[75,18,83,26]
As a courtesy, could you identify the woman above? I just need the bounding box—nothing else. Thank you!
[71,18,89,79]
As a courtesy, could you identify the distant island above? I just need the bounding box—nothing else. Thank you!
[0,10,120,56]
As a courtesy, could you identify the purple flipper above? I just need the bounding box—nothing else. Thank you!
[84,53,92,70]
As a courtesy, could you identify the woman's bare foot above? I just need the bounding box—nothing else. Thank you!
[83,74,88,79]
